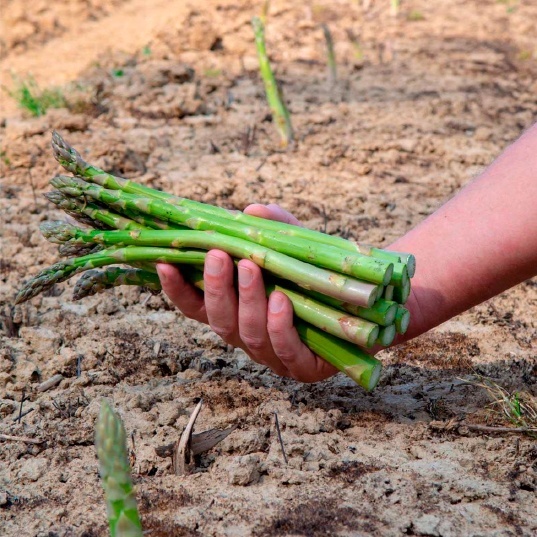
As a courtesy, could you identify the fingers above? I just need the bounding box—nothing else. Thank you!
[156,263,207,323]
[267,291,339,382]
[245,203,302,226]
[236,260,290,377]
[158,250,339,383]
[202,250,242,348]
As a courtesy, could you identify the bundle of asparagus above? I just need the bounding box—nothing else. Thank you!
[15,132,415,391]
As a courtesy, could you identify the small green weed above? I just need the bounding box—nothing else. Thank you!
[517,49,533,61]
[497,0,518,13]
[472,376,537,437]
[5,75,66,117]
[407,10,424,21]
[204,67,222,78]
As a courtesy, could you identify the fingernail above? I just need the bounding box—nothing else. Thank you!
[238,265,253,287]
[205,254,223,276]
[269,293,285,314]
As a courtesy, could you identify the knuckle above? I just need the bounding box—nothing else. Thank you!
[209,323,236,342]
[241,334,267,353]
[267,320,288,339]
[204,285,228,302]
[275,348,299,363]
[238,290,259,306]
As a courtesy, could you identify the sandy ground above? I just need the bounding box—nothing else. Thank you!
[1,0,536,535]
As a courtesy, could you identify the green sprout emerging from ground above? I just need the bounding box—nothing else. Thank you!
[252,16,294,147]
[95,400,143,537]
[5,75,66,117]
[322,24,337,88]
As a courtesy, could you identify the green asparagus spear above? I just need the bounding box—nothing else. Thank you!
[95,400,142,537]
[295,321,382,390]
[40,222,378,307]
[45,190,181,231]
[322,24,337,87]
[15,246,206,304]
[51,131,415,275]
[73,267,161,300]
[376,324,396,346]
[395,305,410,334]
[73,265,379,348]
[251,17,293,146]
[51,176,394,286]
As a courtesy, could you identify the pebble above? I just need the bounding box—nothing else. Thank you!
[227,454,260,486]
[17,457,48,482]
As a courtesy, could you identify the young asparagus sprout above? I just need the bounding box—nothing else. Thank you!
[390,0,401,17]
[251,17,294,147]
[322,24,337,87]
[95,400,142,537]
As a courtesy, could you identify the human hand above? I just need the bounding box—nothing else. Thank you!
[156,204,339,382]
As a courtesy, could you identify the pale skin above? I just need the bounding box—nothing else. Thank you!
[157,123,537,382]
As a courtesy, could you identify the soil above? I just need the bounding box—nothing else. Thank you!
[1,1,536,536]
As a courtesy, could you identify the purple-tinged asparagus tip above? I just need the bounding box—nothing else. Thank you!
[39,221,78,243]
[51,131,88,175]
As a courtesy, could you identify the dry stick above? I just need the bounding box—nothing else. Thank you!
[464,424,537,434]
[174,399,203,476]
[17,389,26,424]
[37,374,64,392]
[430,420,537,435]
[0,433,44,444]
[13,408,34,422]
[274,412,288,465]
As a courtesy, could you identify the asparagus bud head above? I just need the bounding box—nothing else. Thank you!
[40,221,79,244]
[50,175,87,196]
[51,130,89,175]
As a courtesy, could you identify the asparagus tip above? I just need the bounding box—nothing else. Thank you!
[40,221,79,244]
[51,131,86,174]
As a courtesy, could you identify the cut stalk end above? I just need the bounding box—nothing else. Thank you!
[344,361,382,392]
[376,324,396,347]
[395,306,410,334]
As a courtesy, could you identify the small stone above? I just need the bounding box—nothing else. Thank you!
[17,457,48,482]
[228,454,260,486]
[15,359,40,384]
[19,327,62,356]
[177,369,202,380]
[413,514,441,536]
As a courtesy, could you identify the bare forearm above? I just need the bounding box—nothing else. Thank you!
[390,122,537,340]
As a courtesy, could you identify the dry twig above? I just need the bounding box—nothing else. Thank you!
[0,433,44,444]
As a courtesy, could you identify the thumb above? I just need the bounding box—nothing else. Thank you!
[244,203,302,227]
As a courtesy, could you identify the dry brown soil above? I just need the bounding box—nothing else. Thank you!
[1,1,536,536]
